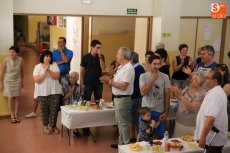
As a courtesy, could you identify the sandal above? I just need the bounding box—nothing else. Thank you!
[15,117,20,123]
[15,115,20,123]
[43,126,51,134]
[53,127,60,134]
[11,118,17,123]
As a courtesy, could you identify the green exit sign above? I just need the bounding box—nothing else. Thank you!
[127,8,138,15]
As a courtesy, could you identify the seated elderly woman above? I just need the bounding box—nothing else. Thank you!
[171,72,205,137]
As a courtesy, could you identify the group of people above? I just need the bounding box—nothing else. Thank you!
[100,43,230,153]
[1,38,230,153]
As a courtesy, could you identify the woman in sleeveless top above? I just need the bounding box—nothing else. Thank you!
[0,46,24,123]
[172,44,193,89]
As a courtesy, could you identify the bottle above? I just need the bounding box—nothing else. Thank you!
[78,96,82,106]
[164,131,170,152]
[99,99,105,108]
[73,101,78,110]
[85,101,90,111]
[164,131,169,140]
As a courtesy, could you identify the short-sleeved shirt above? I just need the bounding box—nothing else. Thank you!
[176,86,205,126]
[140,72,171,113]
[195,86,228,146]
[80,53,103,86]
[112,62,135,95]
[197,61,218,78]
[52,48,73,74]
[33,63,62,98]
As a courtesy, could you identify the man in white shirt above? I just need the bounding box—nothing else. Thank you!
[100,47,135,148]
[196,70,228,153]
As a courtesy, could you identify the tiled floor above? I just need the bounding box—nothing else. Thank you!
[0,46,118,153]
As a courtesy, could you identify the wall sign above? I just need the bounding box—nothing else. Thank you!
[127,8,138,15]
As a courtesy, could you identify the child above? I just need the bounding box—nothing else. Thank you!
[138,107,157,142]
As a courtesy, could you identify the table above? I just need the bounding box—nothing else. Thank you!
[61,103,116,145]
[118,140,230,153]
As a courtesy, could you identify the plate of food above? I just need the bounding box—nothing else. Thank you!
[128,143,145,151]
[170,140,183,150]
[170,138,182,143]
[151,145,163,152]
[152,140,162,145]
[181,135,194,142]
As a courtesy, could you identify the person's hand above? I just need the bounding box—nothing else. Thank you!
[198,136,206,148]
[151,120,157,128]
[145,128,151,134]
[97,49,102,56]
[99,75,111,84]
[182,66,192,75]
[159,112,168,121]
[71,85,76,93]
[171,85,182,99]
[44,64,50,72]
[151,70,159,82]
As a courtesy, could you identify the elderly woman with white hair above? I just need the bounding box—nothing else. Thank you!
[171,72,205,137]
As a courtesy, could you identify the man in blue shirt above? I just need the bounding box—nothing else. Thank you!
[52,37,73,85]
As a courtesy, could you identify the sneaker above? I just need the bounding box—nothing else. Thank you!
[25,112,37,118]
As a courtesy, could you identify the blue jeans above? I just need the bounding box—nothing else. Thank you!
[114,96,131,145]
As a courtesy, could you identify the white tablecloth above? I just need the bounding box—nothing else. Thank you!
[118,140,230,153]
[61,106,116,129]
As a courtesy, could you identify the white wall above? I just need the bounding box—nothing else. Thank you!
[66,17,82,75]
[0,0,14,54]
[152,0,181,51]
[13,0,154,16]
[134,18,148,64]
